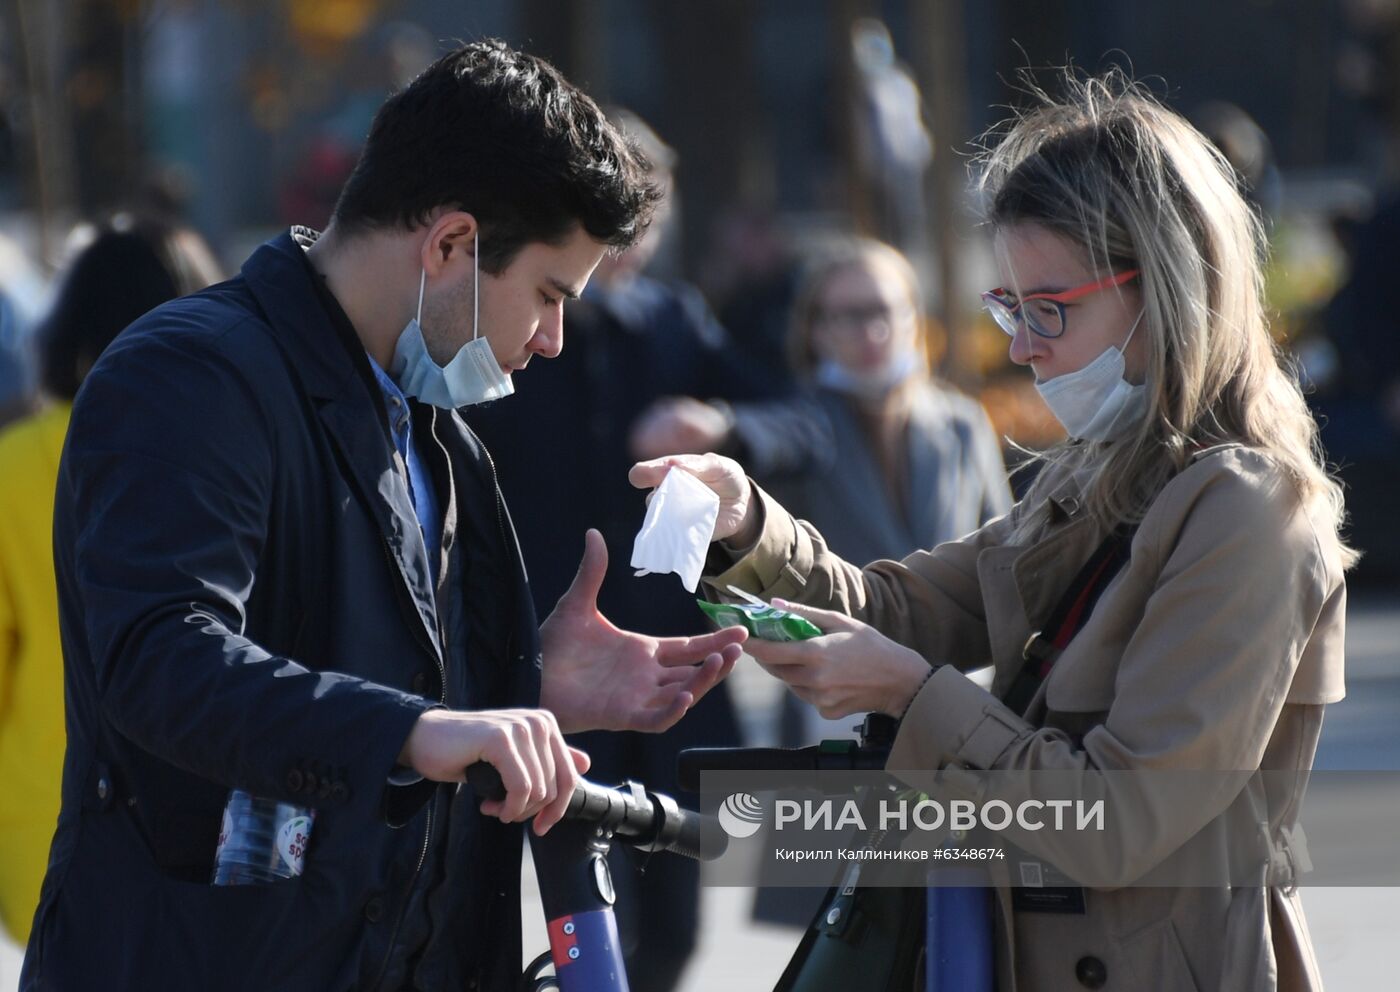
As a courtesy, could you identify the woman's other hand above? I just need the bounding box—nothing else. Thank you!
[749,599,933,719]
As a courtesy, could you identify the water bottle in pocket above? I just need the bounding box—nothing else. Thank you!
[212,789,315,885]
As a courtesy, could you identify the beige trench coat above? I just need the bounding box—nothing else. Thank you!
[709,444,1346,992]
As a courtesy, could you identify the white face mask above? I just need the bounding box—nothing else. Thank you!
[813,350,921,400]
[390,232,514,408]
[1035,310,1148,441]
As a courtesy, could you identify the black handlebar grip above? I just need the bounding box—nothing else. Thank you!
[677,747,818,792]
[667,806,729,862]
[465,761,507,802]
[467,761,724,861]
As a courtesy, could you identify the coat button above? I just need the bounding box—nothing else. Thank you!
[364,895,385,923]
[412,672,430,694]
[330,782,349,803]
[1075,956,1107,989]
[285,769,304,792]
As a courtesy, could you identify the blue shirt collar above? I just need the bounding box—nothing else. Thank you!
[366,352,412,454]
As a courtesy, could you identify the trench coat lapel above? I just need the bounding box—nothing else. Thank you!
[976,543,1026,700]
[978,467,1102,707]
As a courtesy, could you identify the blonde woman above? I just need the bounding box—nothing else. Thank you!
[633,73,1348,991]
[769,237,1010,746]
[780,237,1010,566]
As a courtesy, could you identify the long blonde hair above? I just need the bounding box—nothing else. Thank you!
[977,70,1354,565]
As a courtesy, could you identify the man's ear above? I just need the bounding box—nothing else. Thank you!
[420,210,478,276]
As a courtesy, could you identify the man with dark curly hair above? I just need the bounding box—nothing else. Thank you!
[22,40,744,991]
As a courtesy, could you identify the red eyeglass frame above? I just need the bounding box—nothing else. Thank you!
[982,268,1140,339]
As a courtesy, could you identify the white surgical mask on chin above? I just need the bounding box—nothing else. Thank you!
[1035,309,1148,441]
[390,232,514,408]
[813,350,921,400]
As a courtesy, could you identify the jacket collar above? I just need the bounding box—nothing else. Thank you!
[240,227,378,403]
[243,228,444,659]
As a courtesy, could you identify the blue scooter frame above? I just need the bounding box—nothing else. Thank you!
[466,764,725,992]
[473,712,993,992]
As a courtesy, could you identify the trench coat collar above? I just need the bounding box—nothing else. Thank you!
[973,459,1103,705]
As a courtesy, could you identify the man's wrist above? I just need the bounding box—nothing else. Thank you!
[396,705,445,769]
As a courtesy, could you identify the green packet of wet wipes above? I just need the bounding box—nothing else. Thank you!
[696,587,823,642]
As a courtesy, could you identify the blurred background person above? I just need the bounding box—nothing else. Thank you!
[466,109,826,992]
[0,213,220,944]
[0,234,49,432]
[767,236,1012,746]
[0,290,30,428]
[750,237,1010,930]
[848,19,934,268]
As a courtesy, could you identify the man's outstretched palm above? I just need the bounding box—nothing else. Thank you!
[540,529,745,734]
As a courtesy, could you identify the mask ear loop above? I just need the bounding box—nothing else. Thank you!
[1121,308,1146,352]
[472,230,480,342]
[416,267,427,325]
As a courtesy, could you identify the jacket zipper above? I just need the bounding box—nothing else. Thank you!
[478,444,509,554]
[369,534,446,991]
[478,443,521,667]
[369,801,434,991]
[371,434,512,989]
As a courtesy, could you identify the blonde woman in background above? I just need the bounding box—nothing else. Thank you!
[767,237,1010,746]
[635,72,1349,990]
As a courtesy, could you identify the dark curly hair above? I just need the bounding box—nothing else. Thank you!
[331,39,662,273]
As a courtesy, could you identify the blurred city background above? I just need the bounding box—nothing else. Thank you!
[1,0,1398,567]
[1,0,1399,989]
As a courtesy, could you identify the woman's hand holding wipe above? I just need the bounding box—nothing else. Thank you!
[628,453,760,547]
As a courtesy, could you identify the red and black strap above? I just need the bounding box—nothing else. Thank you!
[1000,526,1135,716]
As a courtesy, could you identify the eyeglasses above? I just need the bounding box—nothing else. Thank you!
[814,302,914,338]
[981,269,1140,339]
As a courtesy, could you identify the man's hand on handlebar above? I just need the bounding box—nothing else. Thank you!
[397,708,590,835]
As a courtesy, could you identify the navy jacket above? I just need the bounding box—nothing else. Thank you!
[22,230,540,991]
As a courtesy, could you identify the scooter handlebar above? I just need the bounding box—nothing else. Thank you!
[464,762,728,861]
[676,742,891,792]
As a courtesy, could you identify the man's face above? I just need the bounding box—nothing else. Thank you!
[421,224,607,376]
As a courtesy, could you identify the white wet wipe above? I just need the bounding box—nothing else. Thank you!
[630,467,720,592]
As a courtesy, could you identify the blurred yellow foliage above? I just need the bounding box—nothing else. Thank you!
[290,0,379,54]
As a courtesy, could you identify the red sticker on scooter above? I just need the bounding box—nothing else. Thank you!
[548,915,579,968]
